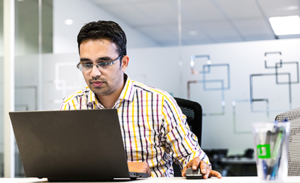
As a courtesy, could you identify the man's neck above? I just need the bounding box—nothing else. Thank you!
[96,91,121,109]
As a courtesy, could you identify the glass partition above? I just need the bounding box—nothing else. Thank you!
[0,0,4,178]
[14,0,53,177]
[13,0,179,175]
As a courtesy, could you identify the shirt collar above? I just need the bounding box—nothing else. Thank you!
[86,87,99,108]
[118,74,135,102]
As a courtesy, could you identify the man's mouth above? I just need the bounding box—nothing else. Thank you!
[91,81,104,87]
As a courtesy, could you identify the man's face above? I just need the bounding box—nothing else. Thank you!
[79,39,127,97]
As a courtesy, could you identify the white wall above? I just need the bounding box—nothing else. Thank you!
[127,39,300,149]
[53,0,159,54]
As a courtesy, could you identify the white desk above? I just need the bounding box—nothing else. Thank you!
[1,177,300,183]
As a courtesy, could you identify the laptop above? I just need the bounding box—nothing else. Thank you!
[9,109,149,181]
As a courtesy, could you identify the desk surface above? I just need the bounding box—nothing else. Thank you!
[1,177,300,183]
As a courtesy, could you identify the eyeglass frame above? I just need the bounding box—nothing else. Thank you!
[76,55,124,72]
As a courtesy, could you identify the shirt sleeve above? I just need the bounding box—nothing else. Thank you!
[161,95,211,170]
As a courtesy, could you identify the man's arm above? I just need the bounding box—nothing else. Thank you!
[161,95,221,179]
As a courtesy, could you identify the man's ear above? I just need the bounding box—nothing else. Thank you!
[121,55,129,72]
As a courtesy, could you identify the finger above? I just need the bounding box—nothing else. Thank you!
[181,167,187,177]
[182,159,193,177]
[185,159,194,168]
[199,161,208,175]
[199,161,210,179]
[204,166,210,179]
[210,170,222,179]
[192,157,201,170]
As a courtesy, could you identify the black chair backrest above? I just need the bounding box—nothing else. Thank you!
[172,97,203,177]
[174,97,202,146]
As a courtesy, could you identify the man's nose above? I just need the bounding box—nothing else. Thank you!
[90,64,101,77]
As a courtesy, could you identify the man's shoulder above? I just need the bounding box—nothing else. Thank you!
[131,80,173,100]
[62,87,90,103]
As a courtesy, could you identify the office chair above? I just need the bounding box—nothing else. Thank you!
[172,97,203,177]
[275,107,300,176]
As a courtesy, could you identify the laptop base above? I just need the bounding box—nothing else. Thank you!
[47,177,115,182]
[47,177,147,182]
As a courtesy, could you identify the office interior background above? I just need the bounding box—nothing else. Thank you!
[1,0,300,177]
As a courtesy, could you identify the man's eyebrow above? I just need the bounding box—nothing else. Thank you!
[80,58,91,62]
[80,56,113,62]
[97,56,113,61]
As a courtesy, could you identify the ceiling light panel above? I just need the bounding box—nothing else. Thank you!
[269,15,300,35]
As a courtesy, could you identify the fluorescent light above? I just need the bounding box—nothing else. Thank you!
[269,16,300,35]
[65,19,73,25]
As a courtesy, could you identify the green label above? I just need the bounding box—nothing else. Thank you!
[257,144,271,159]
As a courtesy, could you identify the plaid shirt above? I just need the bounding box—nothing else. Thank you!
[60,75,210,177]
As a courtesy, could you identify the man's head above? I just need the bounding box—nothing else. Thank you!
[77,20,127,57]
[77,20,129,100]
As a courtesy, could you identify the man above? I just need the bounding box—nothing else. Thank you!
[60,20,221,179]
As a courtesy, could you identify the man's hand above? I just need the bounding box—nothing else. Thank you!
[181,157,222,179]
[128,162,151,177]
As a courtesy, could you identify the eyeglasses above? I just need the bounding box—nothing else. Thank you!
[77,55,123,72]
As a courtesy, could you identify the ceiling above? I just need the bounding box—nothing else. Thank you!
[91,0,300,46]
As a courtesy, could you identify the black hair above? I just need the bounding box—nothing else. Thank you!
[77,20,127,56]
